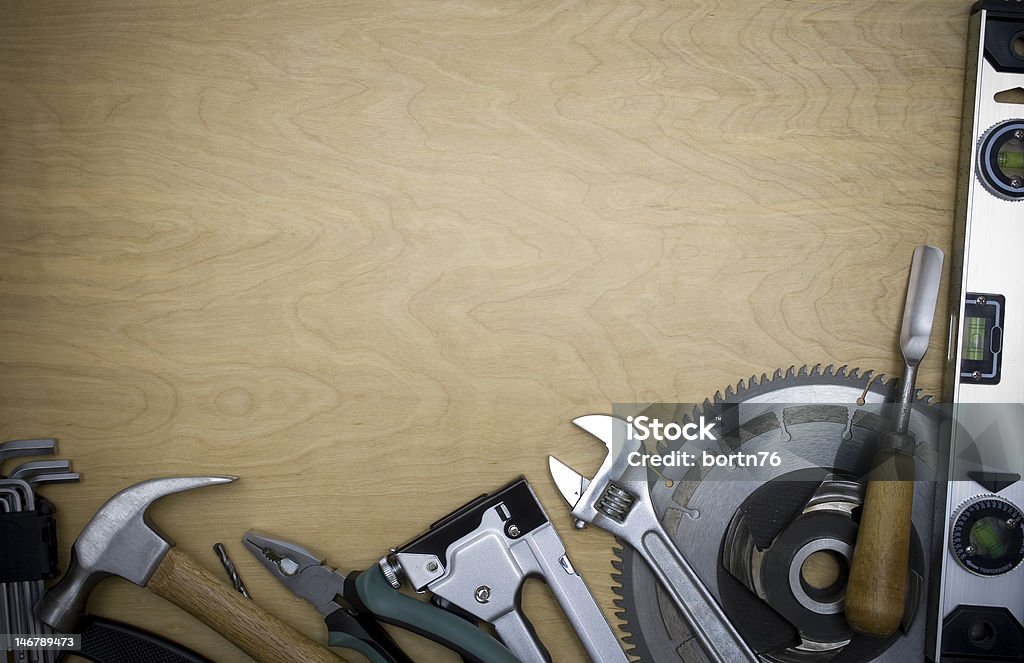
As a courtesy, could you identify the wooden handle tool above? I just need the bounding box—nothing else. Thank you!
[846,245,943,638]
[150,548,347,663]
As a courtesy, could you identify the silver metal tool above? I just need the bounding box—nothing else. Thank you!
[0,486,26,644]
[0,478,34,663]
[610,367,941,663]
[0,493,10,661]
[846,245,944,637]
[0,438,58,663]
[37,476,342,663]
[213,543,251,599]
[933,2,1024,659]
[0,491,15,663]
[0,485,28,511]
[0,441,55,476]
[0,450,78,663]
[7,461,71,482]
[378,476,628,663]
[893,246,944,435]
[243,531,521,663]
[24,474,80,489]
[36,476,237,635]
[550,415,759,663]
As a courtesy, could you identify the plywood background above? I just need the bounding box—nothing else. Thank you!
[1,1,968,661]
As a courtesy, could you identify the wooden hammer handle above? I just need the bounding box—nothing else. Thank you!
[846,449,915,637]
[149,547,346,663]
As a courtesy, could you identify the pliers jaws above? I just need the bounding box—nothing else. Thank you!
[242,531,346,616]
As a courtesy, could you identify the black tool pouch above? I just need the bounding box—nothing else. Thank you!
[0,497,59,582]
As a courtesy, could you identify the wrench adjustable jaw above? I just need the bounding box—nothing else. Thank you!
[549,414,659,537]
[551,414,761,663]
[383,476,627,663]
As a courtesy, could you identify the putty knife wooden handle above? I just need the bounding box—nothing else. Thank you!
[846,245,943,638]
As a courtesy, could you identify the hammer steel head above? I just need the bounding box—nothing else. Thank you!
[37,475,236,633]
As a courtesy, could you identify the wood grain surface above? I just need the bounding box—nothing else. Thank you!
[1,1,968,661]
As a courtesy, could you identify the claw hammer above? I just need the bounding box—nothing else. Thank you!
[35,476,346,663]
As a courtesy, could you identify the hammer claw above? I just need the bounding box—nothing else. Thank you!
[35,475,343,663]
[36,476,236,633]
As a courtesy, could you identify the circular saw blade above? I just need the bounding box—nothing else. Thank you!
[612,365,940,663]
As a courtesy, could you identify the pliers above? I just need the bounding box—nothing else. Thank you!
[242,531,520,663]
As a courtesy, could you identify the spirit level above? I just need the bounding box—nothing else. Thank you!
[934,1,1024,660]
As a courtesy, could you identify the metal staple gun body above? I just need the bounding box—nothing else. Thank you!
[549,414,760,663]
[378,476,627,663]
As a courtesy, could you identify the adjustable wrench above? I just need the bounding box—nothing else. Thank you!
[549,414,759,663]
[378,476,627,663]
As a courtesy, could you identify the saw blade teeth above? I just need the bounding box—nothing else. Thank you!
[849,367,861,380]
[836,364,848,377]
[797,365,809,377]
[810,364,822,376]
[823,363,836,376]
[785,366,796,379]
[690,405,702,423]
[736,378,746,393]
[725,384,735,399]
[771,368,783,381]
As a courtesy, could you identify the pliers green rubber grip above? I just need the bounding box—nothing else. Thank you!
[243,531,520,663]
